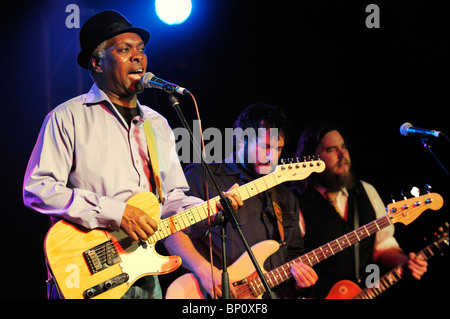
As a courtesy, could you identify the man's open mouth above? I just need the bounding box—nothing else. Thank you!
[128,68,144,81]
[129,68,144,75]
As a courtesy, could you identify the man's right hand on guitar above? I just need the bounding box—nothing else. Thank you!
[121,204,158,242]
[197,264,236,299]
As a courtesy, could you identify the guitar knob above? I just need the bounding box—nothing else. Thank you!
[104,281,113,290]
[84,289,95,299]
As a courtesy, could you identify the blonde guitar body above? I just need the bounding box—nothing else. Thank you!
[44,160,327,299]
[44,192,181,299]
[165,240,280,299]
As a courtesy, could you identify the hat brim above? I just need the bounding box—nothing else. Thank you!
[77,26,150,69]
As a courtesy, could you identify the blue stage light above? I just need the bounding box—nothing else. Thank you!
[155,0,192,25]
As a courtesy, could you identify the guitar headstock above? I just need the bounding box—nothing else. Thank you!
[387,193,444,225]
[273,157,325,183]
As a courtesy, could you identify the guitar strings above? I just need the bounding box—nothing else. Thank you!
[244,215,395,297]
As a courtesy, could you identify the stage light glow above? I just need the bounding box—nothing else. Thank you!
[155,0,192,25]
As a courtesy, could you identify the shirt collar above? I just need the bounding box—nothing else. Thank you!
[83,83,147,125]
[83,83,110,106]
[314,183,349,198]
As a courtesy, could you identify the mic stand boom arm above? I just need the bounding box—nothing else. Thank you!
[168,94,277,299]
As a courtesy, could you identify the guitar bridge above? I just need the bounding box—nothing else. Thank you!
[83,240,120,274]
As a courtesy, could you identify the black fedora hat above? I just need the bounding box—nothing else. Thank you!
[77,10,150,69]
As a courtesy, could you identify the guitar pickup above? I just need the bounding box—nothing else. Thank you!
[83,240,120,274]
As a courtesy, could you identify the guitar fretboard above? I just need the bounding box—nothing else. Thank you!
[247,215,394,297]
[355,236,449,299]
[148,172,280,244]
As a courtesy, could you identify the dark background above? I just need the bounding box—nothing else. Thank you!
[0,0,448,299]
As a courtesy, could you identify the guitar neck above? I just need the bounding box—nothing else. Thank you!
[148,172,278,244]
[355,236,449,299]
[250,215,394,295]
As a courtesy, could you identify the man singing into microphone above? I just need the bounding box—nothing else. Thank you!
[23,10,242,299]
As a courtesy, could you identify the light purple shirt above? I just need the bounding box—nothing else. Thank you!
[23,83,203,231]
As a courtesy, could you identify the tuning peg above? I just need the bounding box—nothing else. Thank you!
[295,157,300,163]
[401,190,407,200]
[390,193,396,203]
[303,156,307,162]
[424,184,432,194]
[281,158,286,164]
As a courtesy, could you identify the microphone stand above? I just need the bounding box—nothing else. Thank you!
[420,137,449,176]
[168,94,278,299]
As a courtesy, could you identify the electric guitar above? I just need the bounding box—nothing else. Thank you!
[325,223,449,299]
[165,193,443,299]
[44,159,325,299]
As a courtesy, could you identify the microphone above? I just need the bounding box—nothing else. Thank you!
[140,72,191,95]
[400,122,442,138]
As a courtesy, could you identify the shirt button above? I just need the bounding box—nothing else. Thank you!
[136,159,140,164]
[143,184,147,189]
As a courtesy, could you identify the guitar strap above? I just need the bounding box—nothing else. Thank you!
[264,189,286,247]
[273,201,285,247]
[143,119,165,204]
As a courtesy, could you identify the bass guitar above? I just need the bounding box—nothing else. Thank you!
[165,193,443,299]
[44,159,324,299]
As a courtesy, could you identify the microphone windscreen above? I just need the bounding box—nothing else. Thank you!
[140,72,154,88]
[400,122,412,136]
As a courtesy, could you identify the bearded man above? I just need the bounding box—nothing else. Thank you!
[292,122,427,298]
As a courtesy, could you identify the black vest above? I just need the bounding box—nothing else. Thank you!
[297,181,376,298]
